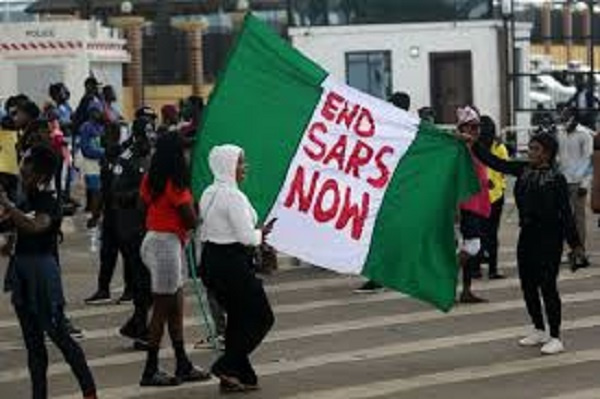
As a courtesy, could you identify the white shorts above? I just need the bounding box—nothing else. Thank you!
[141,231,185,294]
[454,224,481,256]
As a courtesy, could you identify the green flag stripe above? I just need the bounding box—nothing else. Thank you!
[192,14,328,222]
[362,123,479,311]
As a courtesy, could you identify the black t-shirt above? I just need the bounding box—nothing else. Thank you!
[15,191,62,256]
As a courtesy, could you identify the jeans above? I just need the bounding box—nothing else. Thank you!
[15,306,95,399]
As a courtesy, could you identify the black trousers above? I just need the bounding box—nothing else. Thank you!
[517,227,563,338]
[15,306,95,399]
[98,213,133,294]
[201,242,274,385]
[120,234,152,330]
[482,197,504,276]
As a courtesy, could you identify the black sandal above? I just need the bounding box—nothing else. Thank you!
[218,375,246,394]
[176,365,211,383]
[140,370,180,387]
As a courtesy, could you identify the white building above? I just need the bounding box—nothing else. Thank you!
[290,20,532,127]
[0,19,129,106]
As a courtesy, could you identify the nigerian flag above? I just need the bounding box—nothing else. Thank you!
[192,14,479,311]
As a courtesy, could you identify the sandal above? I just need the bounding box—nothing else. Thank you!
[218,375,247,394]
[176,365,211,383]
[140,370,180,387]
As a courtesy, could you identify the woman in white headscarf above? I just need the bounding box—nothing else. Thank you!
[199,144,275,393]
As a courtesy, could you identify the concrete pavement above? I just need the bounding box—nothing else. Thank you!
[1,212,600,398]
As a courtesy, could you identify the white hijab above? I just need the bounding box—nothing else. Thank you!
[208,144,242,186]
[198,144,258,246]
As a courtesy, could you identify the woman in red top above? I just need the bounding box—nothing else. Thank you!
[139,132,210,386]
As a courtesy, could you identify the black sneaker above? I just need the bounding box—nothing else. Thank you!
[140,370,180,387]
[354,281,385,294]
[117,291,133,304]
[85,290,111,305]
[488,273,506,280]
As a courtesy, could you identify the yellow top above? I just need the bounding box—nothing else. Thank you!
[0,131,19,175]
[488,142,509,203]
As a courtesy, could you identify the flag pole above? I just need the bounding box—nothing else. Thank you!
[185,239,221,352]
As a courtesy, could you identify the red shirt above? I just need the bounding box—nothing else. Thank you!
[140,174,194,242]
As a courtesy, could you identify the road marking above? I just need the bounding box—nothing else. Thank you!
[2,288,600,385]
[544,388,600,399]
[1,267,600,352]
[283,348,600,399]
[51,317,600,399]
[2,260,599,333]
[0,274,360,329]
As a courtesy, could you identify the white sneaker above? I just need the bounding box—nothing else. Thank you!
[541,338,565,355]
[518,329,550,347]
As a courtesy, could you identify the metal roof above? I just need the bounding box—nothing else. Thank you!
[26,0,286,14]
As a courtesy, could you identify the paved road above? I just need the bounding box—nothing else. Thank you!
[1,212,600,399]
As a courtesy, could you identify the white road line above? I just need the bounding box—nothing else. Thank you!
[52,316,600,399]
[2,288,600,386]
[1,267,600,352]
[284,348,600,399]
[1,260,599,333]
[0,275,361,329]
[544,388,600,399]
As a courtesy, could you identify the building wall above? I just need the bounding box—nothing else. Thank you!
[290,21,527,126]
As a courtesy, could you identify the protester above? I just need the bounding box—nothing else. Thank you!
[478,115,508,280]
[179,95,203,143]
[79,102,106,227]
[418,106,435,123]
[389,91,411,111]
[45,108,70,201]
[13,100,42,156]
[114,118,153,349]
[199,144,275,393]
[456,106,490,303]
[1,145,97,399]
[73,77,102,132]
[49,83,73,126]
[463,131,585,355]
[49,83,77,206]
[566,75,599,130]
[102,85,122,124]
[557,107,593,265]
[139,132,210,386]
[127,106,158,149]
[85,123,133,304]
[160,104,179,131]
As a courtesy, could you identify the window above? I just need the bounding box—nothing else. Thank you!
[289,0,493,26]
[345,51,392,99]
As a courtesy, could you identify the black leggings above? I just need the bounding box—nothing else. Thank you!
[517,229,563,338]
[201,242,274,385]
[15,307,96,399]
[98,213,133,294]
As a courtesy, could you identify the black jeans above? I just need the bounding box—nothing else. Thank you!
[517,227,563,338]
[201,242,274,385]
[482,197,504,275]
[15,306,95,399]
[98,213,133,294]
[120,234,152,331]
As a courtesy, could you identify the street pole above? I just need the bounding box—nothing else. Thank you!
[589,0,595,112]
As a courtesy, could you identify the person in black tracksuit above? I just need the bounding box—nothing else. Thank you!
[85,124,133,304]
[114,126,153,348]
[469,132,584,355]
